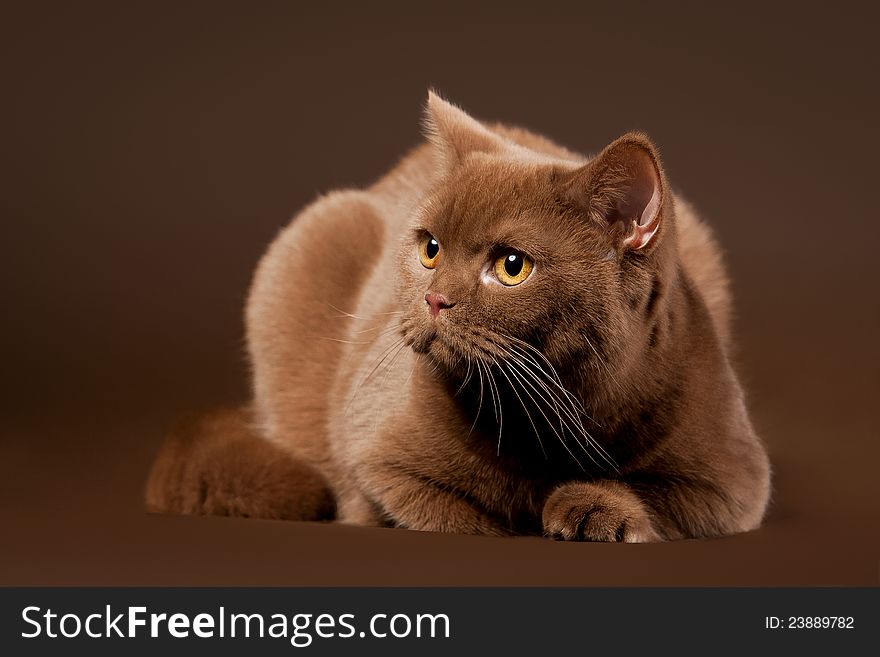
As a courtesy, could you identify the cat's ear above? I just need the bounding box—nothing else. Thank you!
[423,91,506,168]
[562,132,665,251]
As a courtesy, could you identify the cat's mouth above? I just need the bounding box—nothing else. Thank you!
[404,319,512,376]
[402,319,468,372]
[405,323,437,355]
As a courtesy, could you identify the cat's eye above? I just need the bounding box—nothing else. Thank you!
[418,234,441,269]
[494,252,534,286]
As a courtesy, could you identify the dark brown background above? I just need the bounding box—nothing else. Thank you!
[1,2,877,585]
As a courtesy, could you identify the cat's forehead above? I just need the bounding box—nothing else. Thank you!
[425,158,569,250]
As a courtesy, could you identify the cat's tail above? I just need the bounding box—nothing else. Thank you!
[144,405,336,521]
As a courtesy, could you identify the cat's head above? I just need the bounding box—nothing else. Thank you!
[397,92,677,389]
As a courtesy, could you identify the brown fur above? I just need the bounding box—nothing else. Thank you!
[145,406,334,520]
[145,92,770,541]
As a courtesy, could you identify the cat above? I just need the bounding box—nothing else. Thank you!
[145,92,771,541]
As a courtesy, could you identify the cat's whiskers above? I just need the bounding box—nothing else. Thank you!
[468,359,486,438]
[319,336,373,345]
[577,331,627,399]
[403,352,418,388]
[503,328,621,408]
[502,349,566,441]
[499,334,574,392]
[380,340,409,390]
[506,345,590,415]
[353,323,405,336]
[500,333,564,381]
[381,320,613,469]
[475,329,577,410]
[504,358,586,470]
[454,353,474,398]
[497,345,583,445]
[481,359,503,456]
[326,303,403,321]
[503,349,605,469]
[581,332,611,375]
[372,338,410,435]
[467,331,589,468]
[504,340,602,429]
[470,327,616,470]
[345,335,407,413]
[491,355,547,459]
[506,348,618,471]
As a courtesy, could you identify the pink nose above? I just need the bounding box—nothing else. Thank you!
[425,292,454,318]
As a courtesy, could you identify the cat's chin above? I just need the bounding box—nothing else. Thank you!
[406,332,457,373]
[421,339,474,380]
[406,330,436,356]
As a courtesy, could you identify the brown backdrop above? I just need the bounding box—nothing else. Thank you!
[1,1,877,585]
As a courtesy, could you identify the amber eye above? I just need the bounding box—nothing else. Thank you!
[494,252,534,286]
[418,234,441,269]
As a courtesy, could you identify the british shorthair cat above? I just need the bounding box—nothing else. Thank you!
[146,92,770,541]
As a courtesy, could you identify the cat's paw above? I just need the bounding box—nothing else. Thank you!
[542,480,659,542]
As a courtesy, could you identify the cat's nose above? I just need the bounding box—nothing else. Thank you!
[425,292,455,318]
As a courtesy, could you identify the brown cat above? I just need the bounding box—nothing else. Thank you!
[146,92,771,541]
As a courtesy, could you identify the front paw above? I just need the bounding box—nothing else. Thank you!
[542,481,659,542]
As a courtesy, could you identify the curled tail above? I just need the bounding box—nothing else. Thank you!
[145,406,335,521]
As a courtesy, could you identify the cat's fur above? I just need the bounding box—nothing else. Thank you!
[146,93,770,541]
